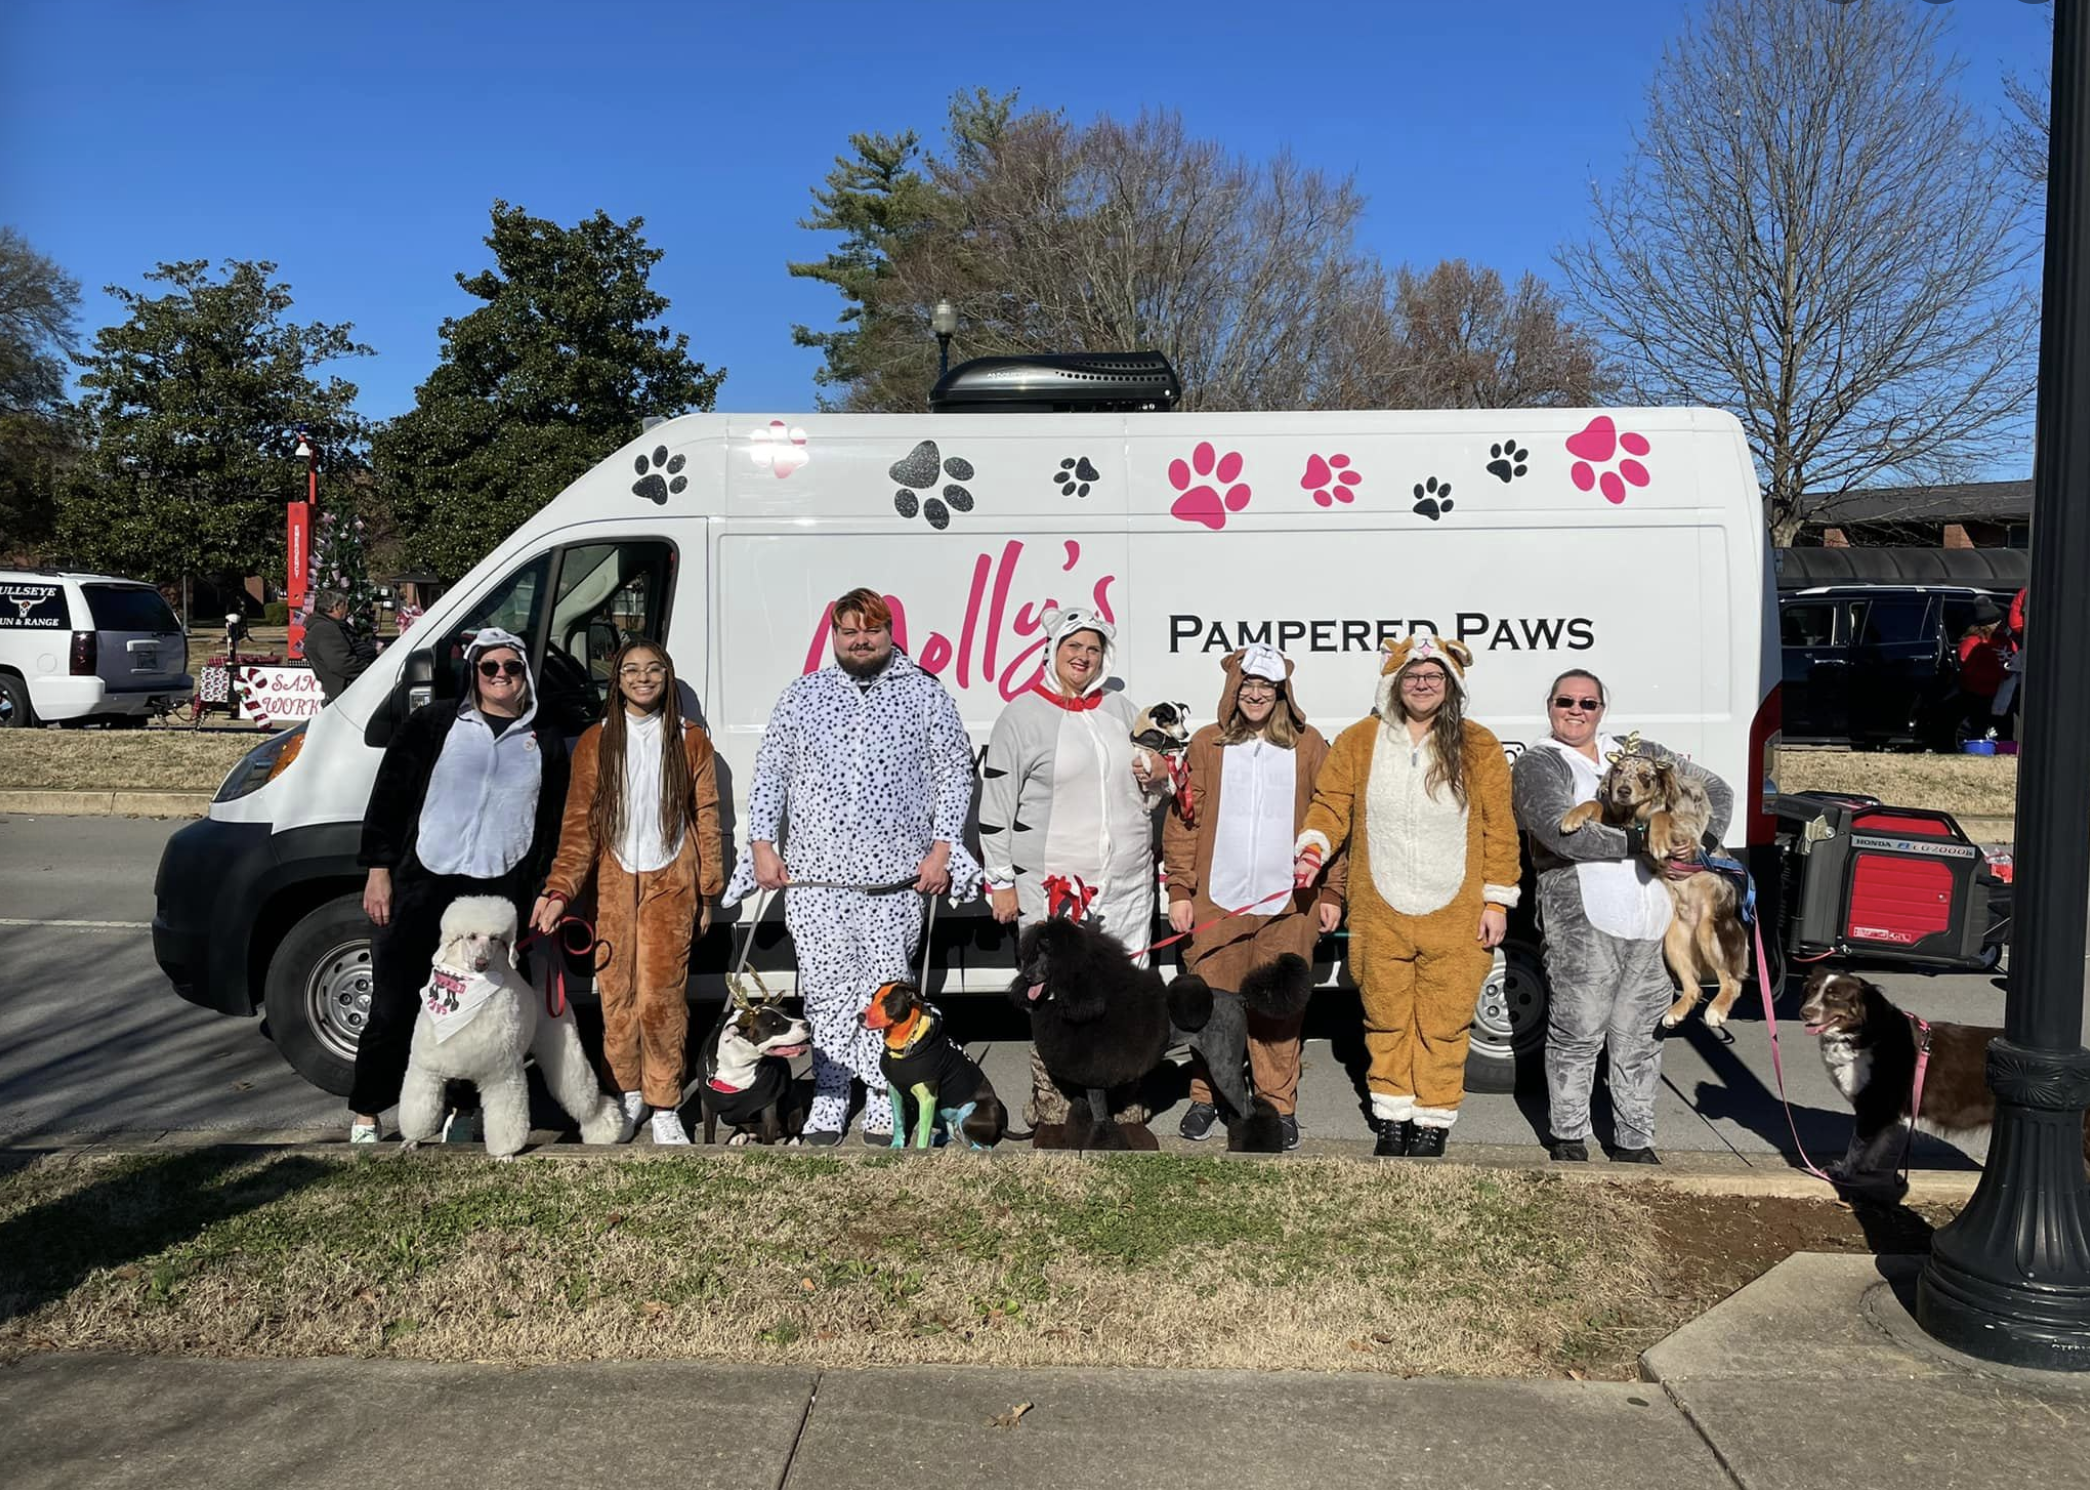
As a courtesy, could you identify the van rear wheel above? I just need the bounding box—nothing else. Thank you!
[262,895,373,1097]
[1466,938,1547,1094]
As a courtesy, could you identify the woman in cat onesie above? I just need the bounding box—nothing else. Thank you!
[979,605,1167,1128]
[1293,634,1520,1159]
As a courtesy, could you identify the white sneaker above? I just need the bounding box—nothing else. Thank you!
[650,1110,691,1146]
[349,1119,381,1145]
[622,1091,649,1127]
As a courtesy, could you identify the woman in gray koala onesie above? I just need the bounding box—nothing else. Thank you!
[980,606,1168,1126]
[1510,668,1731,1165]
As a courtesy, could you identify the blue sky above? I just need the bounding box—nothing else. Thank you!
[0,0,2055,429]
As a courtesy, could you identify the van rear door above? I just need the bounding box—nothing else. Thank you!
[80,583,188,698]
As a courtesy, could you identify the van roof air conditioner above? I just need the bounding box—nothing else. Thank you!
[928,352,1182,413]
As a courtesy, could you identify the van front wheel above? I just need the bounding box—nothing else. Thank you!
[1465,938,1548,1094]
[262,895,373,1097]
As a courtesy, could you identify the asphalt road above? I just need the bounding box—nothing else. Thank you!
[0,812,2015,1166]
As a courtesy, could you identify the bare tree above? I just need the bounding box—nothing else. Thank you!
[1558,0,2036,544]
[1367,260,1615,409]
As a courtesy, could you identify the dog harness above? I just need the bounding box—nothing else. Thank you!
[703,1060,791,1127]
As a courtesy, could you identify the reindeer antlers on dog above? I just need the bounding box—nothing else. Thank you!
[1604,730,1643,767]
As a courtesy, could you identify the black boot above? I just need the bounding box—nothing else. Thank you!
[1372,1118,1413,1158]
[1407,1125,1449,1159]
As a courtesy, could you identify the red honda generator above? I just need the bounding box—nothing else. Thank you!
[1771,791,2012,972]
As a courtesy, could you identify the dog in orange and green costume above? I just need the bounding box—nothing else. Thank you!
[1293,635,1520,1158]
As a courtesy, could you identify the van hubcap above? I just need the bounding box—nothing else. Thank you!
[1473,947,1546,1057]
[304,939,373,1060]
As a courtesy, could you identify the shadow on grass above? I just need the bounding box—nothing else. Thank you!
[0,1149,334,1326]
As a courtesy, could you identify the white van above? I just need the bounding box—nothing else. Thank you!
[153,390,1778,1097]
[0,569,190,727]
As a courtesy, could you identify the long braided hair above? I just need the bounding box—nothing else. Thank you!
[589,640,694,852]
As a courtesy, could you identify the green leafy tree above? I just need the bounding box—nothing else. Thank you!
[54,259,369,586]
[0,228,84,556]
[376,201,724,578]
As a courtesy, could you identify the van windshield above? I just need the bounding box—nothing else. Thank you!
[83,585,180,633]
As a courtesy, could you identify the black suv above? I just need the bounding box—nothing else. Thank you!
[1779,584,2014,749]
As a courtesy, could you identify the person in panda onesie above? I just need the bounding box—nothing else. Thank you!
[1292,635,1520,1158]
[979,605,1169,1128]
[1511,669,1731,1163]
[724,587,982,1144]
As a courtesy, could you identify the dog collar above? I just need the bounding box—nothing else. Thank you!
[883,1008,932,1055]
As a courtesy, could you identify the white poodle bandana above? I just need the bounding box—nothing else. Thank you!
[421,961,504,1043]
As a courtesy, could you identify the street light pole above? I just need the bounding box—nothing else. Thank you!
[288,428,317,662]
[1916,3,2090,1372]
[932,299,958,382]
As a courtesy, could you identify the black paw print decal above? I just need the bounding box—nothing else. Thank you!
[631,446,686,505]
[1412,477,1454,521]
[1486,438,1529,484]
[891,440,975,530]
[1054,456,1100,497]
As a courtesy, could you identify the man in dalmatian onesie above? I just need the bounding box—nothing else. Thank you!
[725,587,982,1143]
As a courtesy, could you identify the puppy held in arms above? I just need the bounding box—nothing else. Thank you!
[1131,701,1195,822]
[1801,968,2090,1182]
[1559,735,1748,1029]
[399,896,631,1158]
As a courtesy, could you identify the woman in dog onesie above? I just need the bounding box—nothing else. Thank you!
[1162,643,1345,1152]
[1293,635,1519,1158]
[533,640,724,1146]
[980,605,1167,1128]
[350,627,571,1145]
[1510,670,1731,1164]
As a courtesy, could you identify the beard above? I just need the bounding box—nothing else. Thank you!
[837,647,891,680]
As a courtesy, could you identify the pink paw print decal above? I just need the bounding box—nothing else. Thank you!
[1167,441,1251,530]
[1565,416,1650,504]
[1301,453,1361,507]
[749,420,809,479]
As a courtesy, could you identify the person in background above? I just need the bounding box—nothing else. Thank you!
[305,590,380,704]
[534,640,724,1146]
[1162,644,1343,1151]
[349,628,571,1144]
[1955,598,2011,743]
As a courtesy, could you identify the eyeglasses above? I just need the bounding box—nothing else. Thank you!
[1553,695,1603,711]
[477,659,526,680]
[1238,682,1278,697]
[1401,672,1446,689]
[619,664,667,680]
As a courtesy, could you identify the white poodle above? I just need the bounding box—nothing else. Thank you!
[399,895,632,1157]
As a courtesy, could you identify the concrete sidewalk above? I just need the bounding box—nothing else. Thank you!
[3,1256,2083,1490]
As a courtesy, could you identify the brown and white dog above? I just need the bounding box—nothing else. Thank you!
[1799,968,2090,1181]
[1560,742,1748,1029]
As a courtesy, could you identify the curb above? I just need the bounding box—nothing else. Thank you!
[0,788,212,818]
[0,1134,1980,1203]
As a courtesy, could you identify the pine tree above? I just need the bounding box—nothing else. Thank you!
[305,498,380,629]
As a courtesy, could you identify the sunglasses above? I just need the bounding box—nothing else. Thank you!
[1553,695,1603,711]
[477,659,526,680]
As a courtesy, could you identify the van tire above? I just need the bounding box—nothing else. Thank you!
[1465,938,1548,1094]
[0,674,32,728]
[262,895,374,1097]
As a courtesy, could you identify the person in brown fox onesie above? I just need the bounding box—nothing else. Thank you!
[1292,634,1520,1159]
[1162,644,1344,1151]
[534,640,724,1145]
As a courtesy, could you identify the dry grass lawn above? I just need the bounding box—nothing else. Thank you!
[0,1149,1684,1377]
[0,729,256,792]
[1776,749,2016,821]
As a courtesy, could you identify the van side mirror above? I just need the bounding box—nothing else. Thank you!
[365,649,437,750]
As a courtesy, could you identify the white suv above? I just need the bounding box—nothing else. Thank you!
[0,569,191,727]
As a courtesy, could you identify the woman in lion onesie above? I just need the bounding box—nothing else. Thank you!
[1162,643,1345,1151]
[1293,634,1520,1158]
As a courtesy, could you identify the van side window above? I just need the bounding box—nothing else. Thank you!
[1781,602,1834,648]
[433,554,551,700]
[1855,598,1925,647]
[539,540,677,732]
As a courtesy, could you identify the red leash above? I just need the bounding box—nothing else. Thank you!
[1897,1014,1934,1181]
[516,914,596,1019]
[1123,887,1297,961]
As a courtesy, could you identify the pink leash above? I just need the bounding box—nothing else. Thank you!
[1752,913,1839,1184]
[1897,1015,1934,1181]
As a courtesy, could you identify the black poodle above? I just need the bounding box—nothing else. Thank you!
[1011,918,1313,1153]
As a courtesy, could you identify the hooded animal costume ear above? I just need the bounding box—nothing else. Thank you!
[1375,632,1471,718]
[1217,643,1307,729]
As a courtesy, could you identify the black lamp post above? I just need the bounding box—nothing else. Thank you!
[1916,4,2090,1372]
[932,299,957,380]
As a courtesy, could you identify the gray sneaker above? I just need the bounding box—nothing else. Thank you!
[1178,1102,1219,1141]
